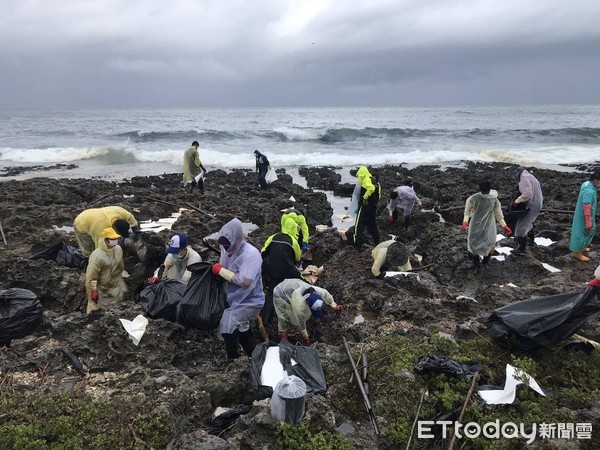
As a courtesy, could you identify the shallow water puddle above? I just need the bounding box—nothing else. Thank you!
[353,310,379,325]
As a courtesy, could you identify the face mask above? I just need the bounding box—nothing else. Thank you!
[107,239,119,247]
[172,253,183,260]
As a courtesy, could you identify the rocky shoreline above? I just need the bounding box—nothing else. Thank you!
[1,162,599,449]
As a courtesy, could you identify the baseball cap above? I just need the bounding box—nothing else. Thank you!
[167,234,187,254]
[306,292,324,319]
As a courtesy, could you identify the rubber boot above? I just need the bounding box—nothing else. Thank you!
[482,255,491,270]
[222,331,240,360]
[571,252,590,262]
[238,330,256,357]
[471,255,481,275]
[527,228,536,247]
[513,237,528,255]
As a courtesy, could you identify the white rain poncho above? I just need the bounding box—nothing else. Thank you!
[273,279,335,337]
[514,169,543,237]
[387,186,420,217]
[463,189,507,256]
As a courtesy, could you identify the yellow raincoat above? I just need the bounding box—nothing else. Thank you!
[85,236,127,314]
[74,206,137,257]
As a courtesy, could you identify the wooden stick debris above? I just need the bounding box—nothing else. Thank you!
[406,389,426,450]
[447,372,480,450]
[0,222,7,246]
[573,334,600,349]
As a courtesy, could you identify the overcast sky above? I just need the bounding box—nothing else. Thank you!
[1,0,599,108]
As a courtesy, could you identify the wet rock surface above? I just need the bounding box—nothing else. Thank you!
[1,162,599,448]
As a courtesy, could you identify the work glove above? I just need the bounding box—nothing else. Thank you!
[462,222,468,232]
[279,333,289,341]
[387,215,393,222]
[147,277,159,284]
[304,337,312,346]
[90,290,99,301]
[418,203,424,209]
[503,225,512,235]
[211,263,223,275]
[301,242,308,251]
[512,200,520,207]
[332,305,343,311]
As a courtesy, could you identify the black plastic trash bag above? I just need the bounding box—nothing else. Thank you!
[0,288,43,344]
[250,340,327,400]
[211,405,252,429]
[29,241,87,270]
[176,262,227,330]
[414,356,481,379]
[139,279,187,322]
[486,286,600,351]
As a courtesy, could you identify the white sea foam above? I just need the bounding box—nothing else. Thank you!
[273,127,328,140]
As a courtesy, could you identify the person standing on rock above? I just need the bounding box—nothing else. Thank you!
[569,172,599,262]
[261,218,303,325]
[386,180,423,230]
[353,166,381,251]
[183,140,207,195]
[85,227,127,314]
[147,233,202,283]
[511,168,543,255]
[281,208,310,252]
[74,206,139,258]
[254,150,270,189]
[273,278,341,345]
[211,218,265,362]
[462,181,512,273]
[371,238,412,279]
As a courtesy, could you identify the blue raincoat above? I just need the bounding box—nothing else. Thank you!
[217,218,265,334]
[569,181,598,253]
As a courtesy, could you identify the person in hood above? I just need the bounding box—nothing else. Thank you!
[254,150,270,189]
[212,218,265,361]
[386,180,423,230]
[273,279,341,345]
[280,208,310,252]
[148,233,202,283]
[511,168,543,255]
[183,140,207,195]
[261,218,303,324]
[74,206,139,258]
[463,181,512,273]
[85,227,127,314]
[371,238,412,279]
[353,166,381,250]
[569,172,599,262]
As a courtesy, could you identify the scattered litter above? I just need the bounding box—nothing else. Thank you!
[353,315,365,325]
[334,214,354,223]
[139,209,185,233]
[118,314,148,346]
[495,246,513,255]
[414,356,480,379]
[213,407,230,418]
[492,255,506,261]
[385,271,420,280]
[301,265,324,284]
[289,195,296,202]
[437,332,457,343]
[495,234,505,242]
[479,364,545,405]
[542,263,561,273]
[422,209,445,223]
[414,254,423,263]
[123,194,135,198]
[122,270,130,278]
[211,405,252,428]
[499,282,519,288]
[456,295,478,303]
[535,237,554,246]
[52,225,75,233]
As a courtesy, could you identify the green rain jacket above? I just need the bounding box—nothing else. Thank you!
[569,181,598,253]
[85,239,127,314]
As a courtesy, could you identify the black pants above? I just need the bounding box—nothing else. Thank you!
[222,329,256,360]
[188,178,204,194]
[258,167,268,189]
[354,204,380,249]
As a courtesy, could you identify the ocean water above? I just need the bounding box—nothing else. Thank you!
[1,105,599,180]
